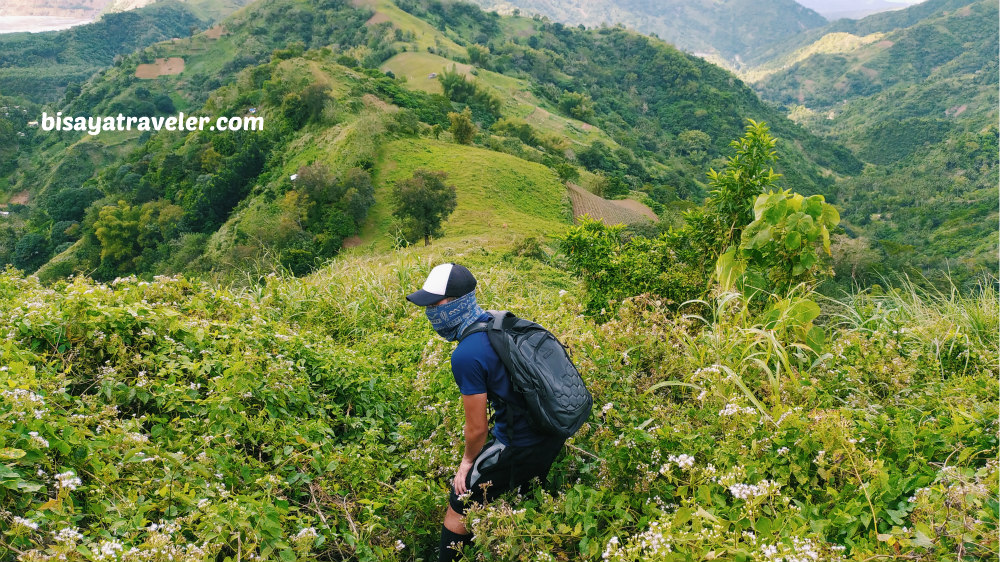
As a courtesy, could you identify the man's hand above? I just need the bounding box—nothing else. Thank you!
[453,458,474,495]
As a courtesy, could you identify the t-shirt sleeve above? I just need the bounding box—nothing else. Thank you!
[451,339,488,395]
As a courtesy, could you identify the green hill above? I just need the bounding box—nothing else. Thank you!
[750,0,998,284]
[0,1,208,103]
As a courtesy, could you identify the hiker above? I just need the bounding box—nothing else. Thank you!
[406,263,568,562]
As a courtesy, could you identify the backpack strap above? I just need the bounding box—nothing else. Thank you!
[458,310,509,341]
[487,310,508,332]
[457,322,488,342]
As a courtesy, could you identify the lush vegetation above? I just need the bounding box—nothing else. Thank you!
[0,208,995,562]
[0,2,206,103]
[1,0,865,283]
[751,0,998,287]
[0,4,995,552]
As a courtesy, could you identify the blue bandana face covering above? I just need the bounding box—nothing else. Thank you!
[425,291,485,342]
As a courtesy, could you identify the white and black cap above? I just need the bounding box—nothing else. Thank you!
[406,263,477,306]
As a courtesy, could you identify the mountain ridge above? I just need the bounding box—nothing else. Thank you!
[462,0,828,65]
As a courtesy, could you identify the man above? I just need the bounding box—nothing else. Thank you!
[406,263,565,562]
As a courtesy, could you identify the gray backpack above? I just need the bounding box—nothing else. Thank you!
[459,310,592,439]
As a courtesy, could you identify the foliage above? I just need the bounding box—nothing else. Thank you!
[448,108,476,145]
[557,91,595,122]
[391,169,458,246]
[563,122,832,318]
[686,120,783,265]
[438,66,477,103]
[0,245,994,562]
[0,1,206,102]
[717,190,840,297]
[560,218,702,319]
[11,233,49,273]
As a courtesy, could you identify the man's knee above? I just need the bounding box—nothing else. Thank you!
[444,504,467,534]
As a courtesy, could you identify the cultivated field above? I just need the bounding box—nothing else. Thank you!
[134,56,185,78]
[567,182,656,225]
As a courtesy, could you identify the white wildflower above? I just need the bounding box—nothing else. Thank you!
[13,516,38,530]
[55,470,82,491]
[53,527,83,543]
[28,431,49,448]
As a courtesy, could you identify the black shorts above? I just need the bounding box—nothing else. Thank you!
[448,436,565,515]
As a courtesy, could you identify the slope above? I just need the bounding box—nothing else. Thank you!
[751,0,998,283]
[0,1,207,103]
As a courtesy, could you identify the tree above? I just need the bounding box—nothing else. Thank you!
[94,200,142,272]
[558,91,595,122]
[685,119,782,268]
[678,129,711,163]
[391,169,457,246]
[12,233,49,273]
[438,66,476,102]
[449,107,476,145]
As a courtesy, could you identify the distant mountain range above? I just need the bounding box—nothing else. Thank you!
[0,0,992,285]
[0,0,860,281]
[0,0,113,18]
[0,0,251,32]
[796,0,927,20]
[465,0,829,65]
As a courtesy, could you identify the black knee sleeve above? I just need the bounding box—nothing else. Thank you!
[438,525,473,562]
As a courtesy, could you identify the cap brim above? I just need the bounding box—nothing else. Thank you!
[406,289,443,306]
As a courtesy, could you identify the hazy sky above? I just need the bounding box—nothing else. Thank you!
[796,0,927,18]
[797,0,926,8]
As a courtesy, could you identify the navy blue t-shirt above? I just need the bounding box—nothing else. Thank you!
[451,313,545,447]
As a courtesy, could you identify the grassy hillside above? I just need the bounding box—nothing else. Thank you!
[362,138,570,249]
[1,0,864,284]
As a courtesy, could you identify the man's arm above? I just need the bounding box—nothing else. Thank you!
[453,392,488,495]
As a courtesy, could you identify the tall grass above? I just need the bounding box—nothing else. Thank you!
[820,274,999,374]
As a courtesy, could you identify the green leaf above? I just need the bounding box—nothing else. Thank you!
[805,326,825,353]
[912,530,934,548]
[803,197,823,218]
[749,226,772,249]
[644,380,702,394]
[715,246,745,292]
[0,448,26,460]
[821,204,840,227]
[784,231,802,250]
